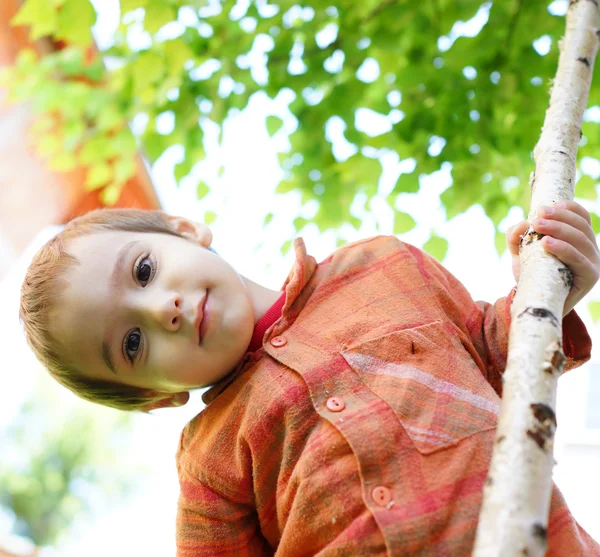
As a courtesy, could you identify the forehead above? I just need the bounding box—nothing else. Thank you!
[67,230,140,263]
[52,231,142,369]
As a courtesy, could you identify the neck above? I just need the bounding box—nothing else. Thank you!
[241,276,283,324]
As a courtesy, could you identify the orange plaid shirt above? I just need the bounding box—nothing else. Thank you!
[176,236,598,556]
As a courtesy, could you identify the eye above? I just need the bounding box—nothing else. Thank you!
[123,328,142,363]
[134,254,155,287]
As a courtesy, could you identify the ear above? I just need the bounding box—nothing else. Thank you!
[165,215,213,248]
[140,391,190,413]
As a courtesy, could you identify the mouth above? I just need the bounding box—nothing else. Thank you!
[195,293,209,345]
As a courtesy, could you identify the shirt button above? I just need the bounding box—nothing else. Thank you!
[372,486,392,507]
[270,336,287,347]
[326,396,345,412]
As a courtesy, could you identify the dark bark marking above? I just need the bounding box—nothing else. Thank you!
[543,344,565,375]
[484,476,493,486]
[520,229,545,248]
[496,435,506,444]
[551,348,566,371]
[517,307,559,328]
[554,150,569,156]
[578,57,591,68]
[532,523,548,542]
[531,403,557,427]
[411,341,416,354]
[521,548,530,556]
[526,428,547,449]
[559,266,574,289]
[529,171,536,194]
[527,403,557,451]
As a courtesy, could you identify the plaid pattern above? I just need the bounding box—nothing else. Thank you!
[176,236,597,556]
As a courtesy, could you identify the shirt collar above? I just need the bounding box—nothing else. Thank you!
[201,238,317,405]
[246,291,286,353]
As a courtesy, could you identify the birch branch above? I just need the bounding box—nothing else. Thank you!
[473,2,600,556]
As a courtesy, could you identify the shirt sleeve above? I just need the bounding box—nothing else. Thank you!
[406,244,592,397]
[176,464,272,557]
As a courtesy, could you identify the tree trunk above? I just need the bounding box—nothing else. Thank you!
[473,2,599,556]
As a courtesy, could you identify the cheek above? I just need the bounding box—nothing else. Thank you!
[150,336,191,371]
[222,297,255,341]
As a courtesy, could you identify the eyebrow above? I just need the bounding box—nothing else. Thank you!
[111,240,140,289]
[101,240,140,375]
[102,340,118,375]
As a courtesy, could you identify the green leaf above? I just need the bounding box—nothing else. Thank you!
[495,230,507,257]
[85,163,113,190]
[144,0,177,34]
[264,213,274,226]
[12,0,58,40]
[393,211,416,235]
[51,152,78,172]
[293,217,309,231]
[132,51,166,95]
[37,135,61,157]
[97,108,125,133]
[142,131,170,163]
[56,0,97,46]
[174,158,194,183]
[114,157,136,184]
[266,115,284,137]
[576,174,597,201]
[164,40,194,77]
[392,172,420,194]
[423,234,449,261]
[197,181,210,199]
[204,211,217,225]
[100,183,123,206]
[281,239,292,255]
[121,0,148,13]
[589,301,600,323]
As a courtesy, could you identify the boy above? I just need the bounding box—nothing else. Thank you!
[20,201,600,556]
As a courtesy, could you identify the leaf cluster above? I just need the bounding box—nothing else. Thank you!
[0,392,139,547]
[4,0,600,261]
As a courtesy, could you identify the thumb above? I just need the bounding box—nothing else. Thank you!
[507,221,528,256]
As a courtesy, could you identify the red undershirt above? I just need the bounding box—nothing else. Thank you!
[247,292,286,353]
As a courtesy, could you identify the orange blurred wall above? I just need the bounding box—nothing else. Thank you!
[0,0,161,280]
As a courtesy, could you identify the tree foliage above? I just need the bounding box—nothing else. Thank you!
[2,0,600,256]
[0,389,140,547]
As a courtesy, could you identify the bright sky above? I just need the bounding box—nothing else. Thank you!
[1,0,599,554]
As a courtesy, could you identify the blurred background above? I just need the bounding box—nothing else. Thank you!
[1,0,599,554]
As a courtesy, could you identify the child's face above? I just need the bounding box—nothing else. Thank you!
[52,229,255,403]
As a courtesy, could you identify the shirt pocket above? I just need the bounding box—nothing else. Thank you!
[340,320,499,454]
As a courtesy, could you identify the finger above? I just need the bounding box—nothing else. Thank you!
[537,203,598,247]
[506,221,529,256]
[550,200,591,225]
[541,236,599,285]
[533,217,600,264]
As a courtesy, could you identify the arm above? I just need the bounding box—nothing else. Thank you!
[406,245,591,397]
[177,464,272,557]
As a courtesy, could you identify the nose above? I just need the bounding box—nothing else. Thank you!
[147,292,183,332]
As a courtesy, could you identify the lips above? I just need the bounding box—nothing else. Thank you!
[195,293,208,345]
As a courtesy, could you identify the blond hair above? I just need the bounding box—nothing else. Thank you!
[20,208,186,411]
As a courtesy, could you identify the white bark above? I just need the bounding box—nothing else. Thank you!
[472,2,599,556]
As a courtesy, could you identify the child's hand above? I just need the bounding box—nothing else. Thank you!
[507,201,600,316]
